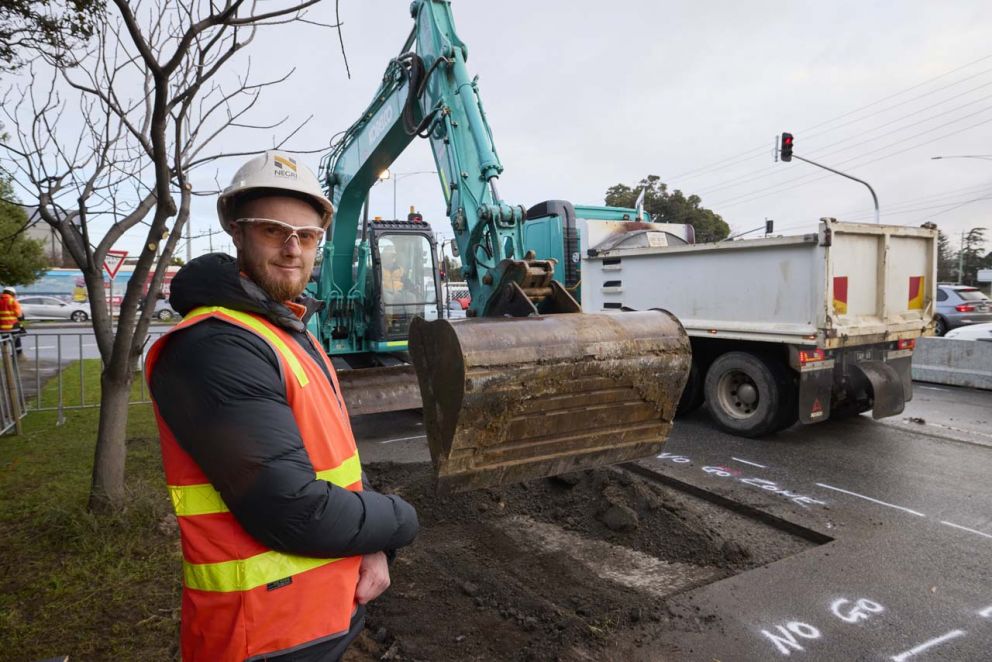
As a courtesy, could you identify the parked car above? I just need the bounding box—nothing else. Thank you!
[934,285,992,336]
[19,296,90,322]
[944,322,992,342]
[152,298,180,321]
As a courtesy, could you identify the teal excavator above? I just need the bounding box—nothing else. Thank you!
[313,0,690,492]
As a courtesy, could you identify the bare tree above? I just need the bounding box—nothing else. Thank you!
[0,0,336,513]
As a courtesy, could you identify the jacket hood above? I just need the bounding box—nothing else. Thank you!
[169,253,321,333]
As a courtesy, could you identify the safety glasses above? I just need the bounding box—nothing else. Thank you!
[234,218,326,249]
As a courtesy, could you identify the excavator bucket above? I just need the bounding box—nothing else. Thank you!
[408,311,691,492]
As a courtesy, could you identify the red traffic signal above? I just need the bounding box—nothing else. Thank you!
[780,133,794,162]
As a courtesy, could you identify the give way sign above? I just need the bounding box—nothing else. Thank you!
[103,250,128,279]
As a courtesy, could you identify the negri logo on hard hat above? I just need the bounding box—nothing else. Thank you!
[273,155,299,179]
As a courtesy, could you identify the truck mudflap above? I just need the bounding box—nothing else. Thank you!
[408,310,691,492]
[795,345,913,423]
[850,360,905,419]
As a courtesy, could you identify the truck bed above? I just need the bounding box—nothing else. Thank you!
[581,218,936,348]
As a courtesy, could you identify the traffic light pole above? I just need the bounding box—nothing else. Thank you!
[790,154,880,224]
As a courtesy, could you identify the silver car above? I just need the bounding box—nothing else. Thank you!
[935,285,992,336]
[19,296,91,322]
[152,298,180,321]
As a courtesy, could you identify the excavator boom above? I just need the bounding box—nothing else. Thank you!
[318,0,690,490]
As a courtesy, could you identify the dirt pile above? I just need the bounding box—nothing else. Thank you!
[345,462,811,662]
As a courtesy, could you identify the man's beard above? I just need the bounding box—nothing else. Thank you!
[238,243,313,302]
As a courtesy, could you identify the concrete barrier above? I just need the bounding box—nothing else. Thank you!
[912,337,992,390]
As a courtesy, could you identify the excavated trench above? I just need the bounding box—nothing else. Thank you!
[346,462,819,662]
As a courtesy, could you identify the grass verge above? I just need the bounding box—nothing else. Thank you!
[0,360,180,661]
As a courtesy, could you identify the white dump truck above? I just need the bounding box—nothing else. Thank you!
[580,217,937,437]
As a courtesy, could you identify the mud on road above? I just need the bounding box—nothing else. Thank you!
[346,463,815,661]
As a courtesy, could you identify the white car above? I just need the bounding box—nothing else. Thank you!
[944,322,992,342]
[18,296,91,322]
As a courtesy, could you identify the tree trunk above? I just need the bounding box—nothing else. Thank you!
[87,366,133,513]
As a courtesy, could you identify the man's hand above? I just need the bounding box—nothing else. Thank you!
[355,552,391,604]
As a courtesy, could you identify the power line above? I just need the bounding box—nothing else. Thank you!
[844,180,992,210]
[711,113,992,210]
[694,82,992,198]
[762,182,992,232]
[699,101,992,201]
[664,51,992,184]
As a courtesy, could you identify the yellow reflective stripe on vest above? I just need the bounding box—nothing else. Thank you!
[315,453,362,488]
[183,306,309,387]
[168,452,362,517]
[168,482,228,517]
[183,549,341,592]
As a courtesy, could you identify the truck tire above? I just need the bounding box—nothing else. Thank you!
[704,351,794,438]
[676,361,705,417]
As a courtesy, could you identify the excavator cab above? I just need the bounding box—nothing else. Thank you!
[367,218,442,347]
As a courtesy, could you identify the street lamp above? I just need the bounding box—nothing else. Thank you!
[931,155,992,161]
[390,170,437,219]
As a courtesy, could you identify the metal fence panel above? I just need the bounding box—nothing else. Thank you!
[22,331,164,419]
[0,335,26,435]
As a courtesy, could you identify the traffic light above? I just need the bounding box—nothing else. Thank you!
[780,133,794,162]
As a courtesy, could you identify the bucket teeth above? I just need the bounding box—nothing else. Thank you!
[409,311,691,492]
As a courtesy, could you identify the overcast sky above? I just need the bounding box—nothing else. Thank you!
[42,0,992,257]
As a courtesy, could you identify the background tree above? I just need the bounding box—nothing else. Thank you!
[605,174,730,242]
[0,176,48,284]
[1,0,333,513]
[0,0,103,70]
[958,227,988,286]
[937,230,957,283]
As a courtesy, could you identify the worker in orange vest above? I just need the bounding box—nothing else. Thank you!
[145,151,419,661]
[0,286,24,355]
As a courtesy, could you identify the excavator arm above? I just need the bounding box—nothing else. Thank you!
[318,0,690,492]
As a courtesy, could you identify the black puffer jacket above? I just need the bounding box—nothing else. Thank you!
[150,253,419,558]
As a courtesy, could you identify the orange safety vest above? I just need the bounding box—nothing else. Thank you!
[382,266,405,293]
[145,306,363,662]
[0,293,20,331]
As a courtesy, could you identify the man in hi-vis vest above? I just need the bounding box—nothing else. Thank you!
[147,151,419,662]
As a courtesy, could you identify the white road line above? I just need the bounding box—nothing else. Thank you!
[916,386,947,392]
[891,629,966,661]
[815,483,926,517]
[979,605,992,618]
[26,345,57,350]
[940,520,992,540]
[378,434,426,445]
[731,457,767,469]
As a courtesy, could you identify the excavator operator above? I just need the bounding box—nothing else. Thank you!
[380,245,407,295]
[145,150,419,662]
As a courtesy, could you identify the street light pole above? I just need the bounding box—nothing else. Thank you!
[777,133,880,223]
[390,170,438,219]
[931,155,992,161]
[790,154,881,224]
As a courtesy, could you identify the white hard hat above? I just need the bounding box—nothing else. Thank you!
[217,150,334,234]
[2,286,15,295]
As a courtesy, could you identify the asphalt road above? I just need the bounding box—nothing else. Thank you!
[20,323,172,362]
[20,327,992,658]
[352,383,992,661]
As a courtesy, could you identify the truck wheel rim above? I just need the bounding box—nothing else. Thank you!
[717,370,759,419]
